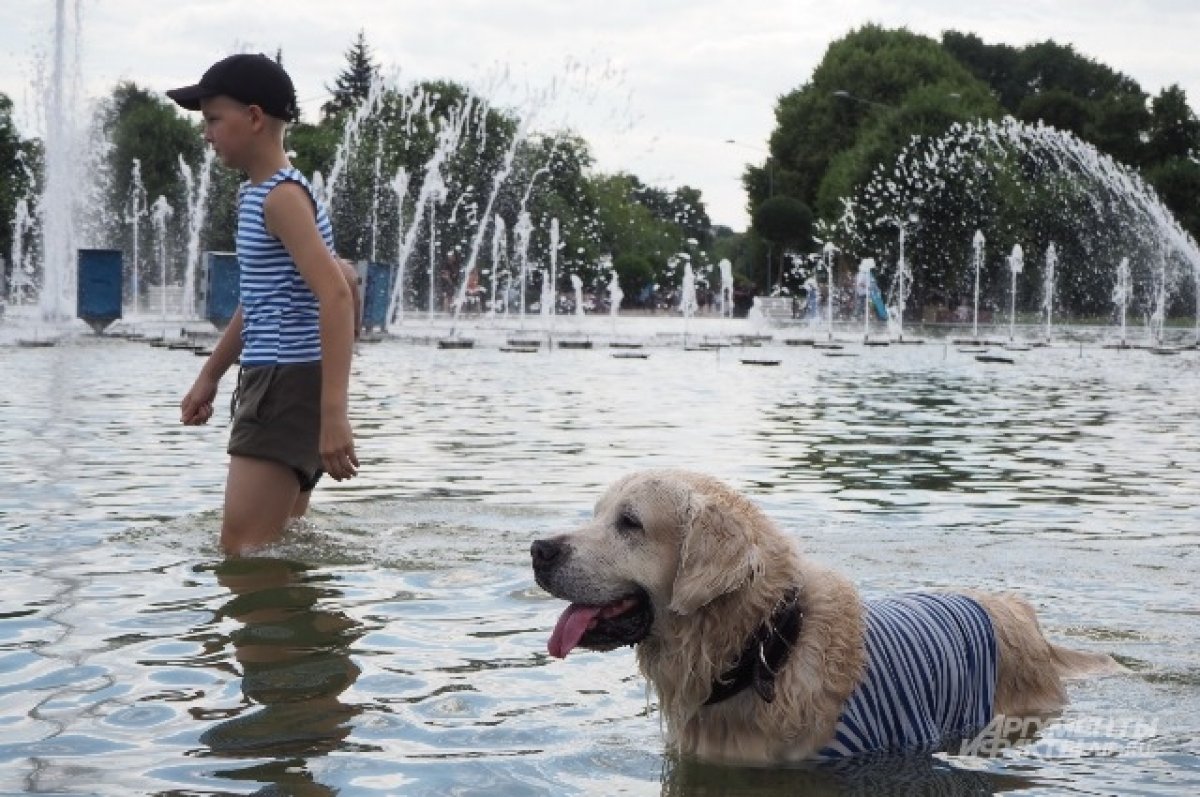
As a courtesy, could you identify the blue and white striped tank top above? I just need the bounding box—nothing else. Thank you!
[236,167,335,365]
[818,593,998,758]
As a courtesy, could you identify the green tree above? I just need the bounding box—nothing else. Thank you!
[1143,85,1200,242]
[100,82,205,297]
[1146,158,1200,242]
[103,82,202,216]
[323,31,380,119]
[493,147,710,301]
[1146,85,1200,163]
[1088,91,1152,168]
[1016,41,1141,101]
[287,120,340,180]
[750,26,1002,299]
[752,195,813,291]
[1,93,37,294]
[1017,89,1093,138]
[515,133,606,289]
[816,81,997,218]
[588,173,687,302]
[710,226,749,271]
[941,32,1023,110]
[670,185,714,249]
[944,32,1151,168]
[764,25,999,221]
[755,25,1197,319]
[199,158,242,255]
[277,47,716,309]
[611,252,654,303]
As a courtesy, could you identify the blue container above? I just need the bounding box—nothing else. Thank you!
[203,252,240,330]
[363,261,394,331]
[76,249,123,334]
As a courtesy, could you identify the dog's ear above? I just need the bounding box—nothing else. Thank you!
[669,492,760,615]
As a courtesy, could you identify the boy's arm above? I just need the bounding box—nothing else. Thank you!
[203,305,245,380]
[264,182,358,481]
[335,256,363,340]
[181,306,243,425]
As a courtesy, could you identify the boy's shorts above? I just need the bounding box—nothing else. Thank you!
[228,363,324,492]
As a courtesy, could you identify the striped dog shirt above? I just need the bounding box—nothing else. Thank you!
[818,593,998,758]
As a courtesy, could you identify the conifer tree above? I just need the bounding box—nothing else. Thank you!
[323,31,379,119]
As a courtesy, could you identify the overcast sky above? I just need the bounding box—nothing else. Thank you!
[2,0,1198,229]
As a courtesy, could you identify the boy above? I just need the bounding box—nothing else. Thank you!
[171,53,358,554]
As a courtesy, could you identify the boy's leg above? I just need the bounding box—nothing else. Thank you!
[222,455,302,554]
[290,488,312,519]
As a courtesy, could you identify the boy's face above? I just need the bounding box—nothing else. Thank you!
[199,95,256,170]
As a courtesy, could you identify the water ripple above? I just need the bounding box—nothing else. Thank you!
[0,338,1197,794]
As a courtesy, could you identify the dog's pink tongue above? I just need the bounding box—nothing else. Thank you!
[548,603,604,658]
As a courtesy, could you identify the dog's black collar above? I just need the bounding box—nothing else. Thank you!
[704,587,803,706]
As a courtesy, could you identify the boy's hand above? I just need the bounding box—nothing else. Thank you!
[181,375,219,425]
[320,410,358,481]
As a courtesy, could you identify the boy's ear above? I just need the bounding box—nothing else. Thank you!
[246,104,268,130]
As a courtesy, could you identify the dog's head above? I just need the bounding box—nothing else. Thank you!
[531,470,764,658]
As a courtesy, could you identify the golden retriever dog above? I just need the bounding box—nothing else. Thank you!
[530,469,1120,763]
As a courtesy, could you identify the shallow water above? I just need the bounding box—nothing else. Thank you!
[1,332,1198,796]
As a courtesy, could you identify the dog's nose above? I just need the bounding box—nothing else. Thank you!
[531,538,564,570]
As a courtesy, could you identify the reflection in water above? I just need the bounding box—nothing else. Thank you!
[195,557,365,793]
[759,373,1121,503]
[662,754,1040,797]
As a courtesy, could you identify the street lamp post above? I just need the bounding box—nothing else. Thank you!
[726,138,775,293]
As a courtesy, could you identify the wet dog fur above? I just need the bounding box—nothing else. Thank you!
[531,469,1121,763]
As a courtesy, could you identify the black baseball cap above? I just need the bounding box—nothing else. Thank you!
[167,53,298,122]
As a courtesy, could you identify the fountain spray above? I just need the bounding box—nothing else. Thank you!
[971,231,985,340]
[1008,244,1024,343]
[386,94,473,326]
[37,0,83,321]
[1114,257,1131,347]
[390,168,410,322]
[179,148,215,318]
[426,172,446,317]
[547,217,560,330]
[606,260,622,333]
[823,242,837,341]
[858,258,876,343]
[1043,243,1057,343]
[488,215,507,317]
[125,160,148,312]
[513,211,533,329]
[9,199,35,303]
[149,196,174,319]
[718,258,734,319]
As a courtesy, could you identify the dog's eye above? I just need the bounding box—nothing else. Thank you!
[617,511,643,533]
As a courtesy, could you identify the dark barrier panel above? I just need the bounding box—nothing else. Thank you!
[77,249,123,334]
[204,252,239,330]
[363,262,394,331]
